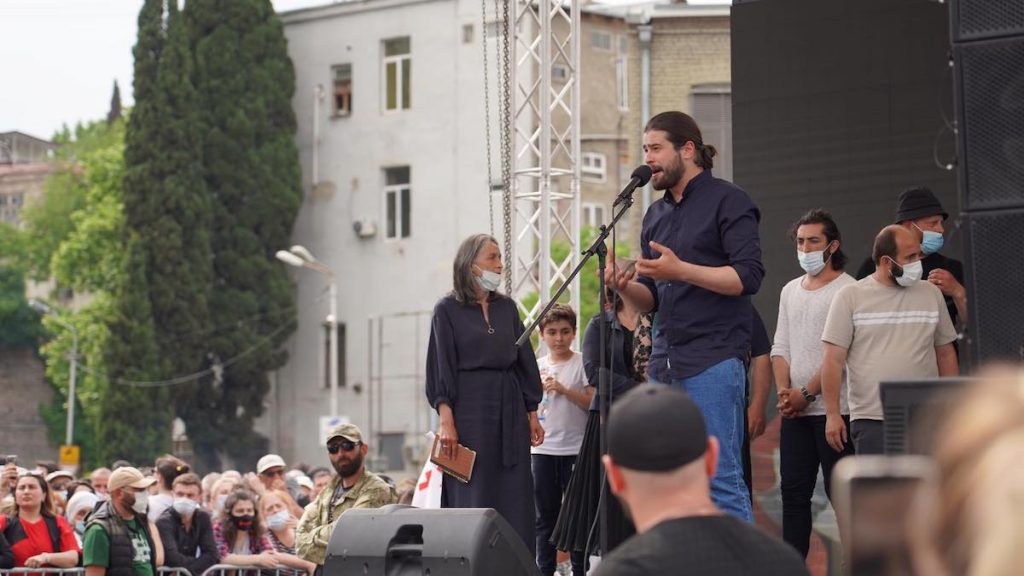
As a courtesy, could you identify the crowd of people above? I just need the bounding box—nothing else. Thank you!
[3,109,1017,576]
[0,422,396,576]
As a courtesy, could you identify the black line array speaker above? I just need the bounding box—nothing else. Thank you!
[324,506,541,576]
[962,209,1024,362]
[954,35,1024,211]
[952,0,1024,363]
[951,0,1024,42]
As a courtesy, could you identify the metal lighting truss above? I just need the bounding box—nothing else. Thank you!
[509,0,581,331]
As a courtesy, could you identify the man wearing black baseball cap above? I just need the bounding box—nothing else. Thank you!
[856,187,967,332]
[595,385,807,576]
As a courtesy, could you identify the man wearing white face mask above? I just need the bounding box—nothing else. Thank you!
[821,225,958,455]
[855,187,967,334]
[771,209,855,558]
[155,473,219,575]
[83,466,162,576]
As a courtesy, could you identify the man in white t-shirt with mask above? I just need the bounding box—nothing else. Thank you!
[533,303,592,576]
[822,224,958,456]
[771,209,855,559]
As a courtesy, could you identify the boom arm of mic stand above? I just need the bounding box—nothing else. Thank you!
[513,195,638,349]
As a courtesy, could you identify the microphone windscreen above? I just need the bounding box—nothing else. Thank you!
[631,165,653,186]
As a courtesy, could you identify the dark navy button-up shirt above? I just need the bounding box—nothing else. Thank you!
[638,170,765,381]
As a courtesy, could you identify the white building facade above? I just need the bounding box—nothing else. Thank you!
[266,0,503,472]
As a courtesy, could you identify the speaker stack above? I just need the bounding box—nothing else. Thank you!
[324,505,540,576]
[952,0,1024,363]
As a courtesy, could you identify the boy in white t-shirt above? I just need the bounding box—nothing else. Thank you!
[533,304,592,576]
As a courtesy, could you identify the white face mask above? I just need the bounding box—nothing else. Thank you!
[266,510,290,531]
[887,256,923,287]
[797,243,833,277]
[172,497,198,517]
[131,490,149,515]
[474,267,502,292]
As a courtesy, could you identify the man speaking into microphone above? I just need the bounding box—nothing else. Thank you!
[608,111,764,521]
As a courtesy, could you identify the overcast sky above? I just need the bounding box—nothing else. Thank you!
[0,0,727,139]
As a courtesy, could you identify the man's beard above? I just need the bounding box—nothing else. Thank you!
[651,154,684,191]
[332,452,363,477]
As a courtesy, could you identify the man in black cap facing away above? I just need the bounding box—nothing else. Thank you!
[856,187,967,333]
[595,385,808,576]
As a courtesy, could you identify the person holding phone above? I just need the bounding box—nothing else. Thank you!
[425,233,545,556]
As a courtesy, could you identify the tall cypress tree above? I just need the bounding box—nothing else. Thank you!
[98,235,171,464]
[107,81,122,125]
[185,0,301,469]
[146,0,216,467]
[98,0,174,461]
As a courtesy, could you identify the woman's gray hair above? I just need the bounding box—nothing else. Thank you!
[452,234,500,304]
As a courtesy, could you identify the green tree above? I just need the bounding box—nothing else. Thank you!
[96,234,171,464]
[0,224,41,347]
[107,81,123,125]
[123,0,214,465]
[184,0,302,469]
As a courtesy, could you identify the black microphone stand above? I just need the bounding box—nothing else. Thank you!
[515,187,639,558]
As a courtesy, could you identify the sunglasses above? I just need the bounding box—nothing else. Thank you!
[326,440,360,454]
[261,469,285,478]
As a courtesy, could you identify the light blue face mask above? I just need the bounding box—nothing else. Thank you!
[914,222,944,255]
[75,521,86,535]
[474,267,502,292]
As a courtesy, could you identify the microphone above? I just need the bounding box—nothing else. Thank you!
[612,165,653,208]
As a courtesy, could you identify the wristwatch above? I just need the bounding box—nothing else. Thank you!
[800,386,817,403]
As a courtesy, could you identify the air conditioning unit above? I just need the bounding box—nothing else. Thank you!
[352,219,377,238]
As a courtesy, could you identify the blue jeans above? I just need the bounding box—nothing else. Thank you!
[657,358,753,522]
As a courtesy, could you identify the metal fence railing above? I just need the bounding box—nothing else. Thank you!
[200,564,304,576]
[0,565,84,569]
[0,563,303,576]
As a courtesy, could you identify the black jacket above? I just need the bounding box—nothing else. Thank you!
[0,531,14,569]
[155,507,219,574]
[85,500,157,576]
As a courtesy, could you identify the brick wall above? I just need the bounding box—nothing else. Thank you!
[0,347,58,465]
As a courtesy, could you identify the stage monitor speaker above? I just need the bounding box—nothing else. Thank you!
[951,0,1024,42]
[324,505,540,576]
[954,35,1024,211]
[962,208,1024,363]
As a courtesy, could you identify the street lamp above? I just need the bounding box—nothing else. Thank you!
[29,299,78,447]
[275,245,339,419]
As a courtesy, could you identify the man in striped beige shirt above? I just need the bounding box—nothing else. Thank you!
[820,224,958,455]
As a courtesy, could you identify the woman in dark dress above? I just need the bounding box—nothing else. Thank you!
[425,233,545,555]
[552,290,651,559]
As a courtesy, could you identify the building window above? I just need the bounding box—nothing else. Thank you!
[484,20,506,40]
[332,64,352,117]
[616,57,628,111]
[581,152,606,182]
[582,202,606,228]
[552,64,569,82]
[591,30,612,51]
[383,37,411,111]
[384,166,411,239]
[462,23,474,44]
[690,84,733,182]
[322,321,347,389]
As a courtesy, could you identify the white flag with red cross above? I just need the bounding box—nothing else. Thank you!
[412,433,443,508]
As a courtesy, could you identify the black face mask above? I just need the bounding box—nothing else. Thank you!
[231,514,255,530]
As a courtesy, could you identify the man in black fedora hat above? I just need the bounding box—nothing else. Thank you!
[856,187,967,333]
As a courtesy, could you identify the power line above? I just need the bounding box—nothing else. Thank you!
[74,320,295,388]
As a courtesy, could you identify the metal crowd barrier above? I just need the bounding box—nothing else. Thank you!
[0,564,302,576]
[0,565,83,569]
[200,564,303,576]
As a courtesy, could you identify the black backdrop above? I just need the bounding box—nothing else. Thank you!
[731,0,959,340]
